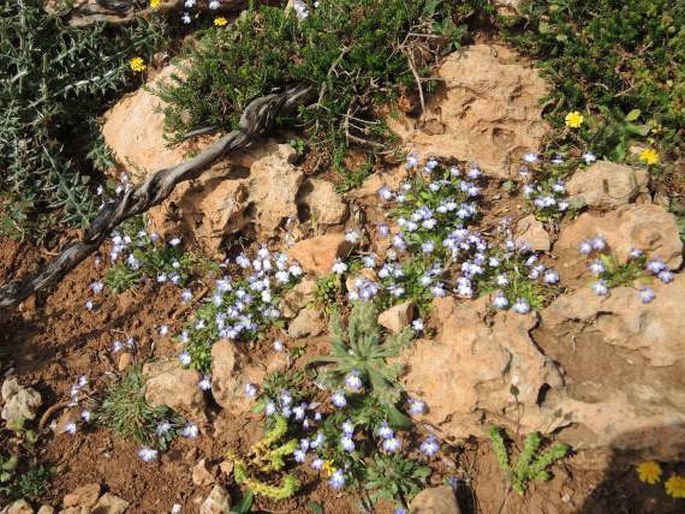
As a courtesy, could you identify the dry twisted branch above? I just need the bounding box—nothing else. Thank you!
[0,83,314,310]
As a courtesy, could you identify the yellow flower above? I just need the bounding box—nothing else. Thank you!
[129,57,147,73]
[665,474,685,498]
[321,460,335,477]
[214,17,228,27]
[565,111,585,128]
[639,148,660,165]
[150,0,160,8]
[636,461,662,484]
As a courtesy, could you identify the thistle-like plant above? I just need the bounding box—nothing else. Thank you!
[488,427,569,494]
[309,302,412,425]
[0,0,167,238]
[228,416,300,500]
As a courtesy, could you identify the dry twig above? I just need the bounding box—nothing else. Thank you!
[0,84,314,310]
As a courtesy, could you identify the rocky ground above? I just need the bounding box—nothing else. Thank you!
[1,15,683,514]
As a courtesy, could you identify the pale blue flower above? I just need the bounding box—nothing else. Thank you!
[329,469,345,489]
[512,298,531,314]
[420,435,440,457]
[639,288,656,304]
[591,280,608,296]
[138,447,158,462]
[408,399,426,415]
[382,437,401,453]
[341,436,355,452]
[331,390,347,408]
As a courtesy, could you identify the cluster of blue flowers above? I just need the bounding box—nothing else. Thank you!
[579,236,674,302]
[176,246,303,374]
[343,154,560,313]
[249,367,440,494]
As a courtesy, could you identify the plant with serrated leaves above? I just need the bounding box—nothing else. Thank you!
[228,416,300,500]
[488,427,569,494]
[0,0,167,239]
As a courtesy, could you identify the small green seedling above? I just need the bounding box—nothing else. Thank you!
[488,427,569,494]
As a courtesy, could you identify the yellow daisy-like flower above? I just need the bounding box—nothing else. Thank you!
[565,111,585,128]
[636,461,662,484]
[321,460,335,477]
[639,148,660,165]
[214,17,228,27]
[150,0,161,8]
[665,474,685,498]
[129,57,147,73]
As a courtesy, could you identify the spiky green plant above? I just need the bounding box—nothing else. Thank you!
[0,0,167,238]
[309,302,413,425]
[488,427,569,494]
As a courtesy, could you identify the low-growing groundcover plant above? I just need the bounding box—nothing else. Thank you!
[577,235,675,301]
[226,303,437,512]
[501,0,684,182]
[154,0,476,170]
[488,427,569,495]
[0,0,168,239]
[95,367,188,452]
[340,155,562,314]
[176,246,304,373]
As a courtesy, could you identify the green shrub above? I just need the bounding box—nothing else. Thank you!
[0,0,167,239]
[503,0,684,161]
[155,0,471,159]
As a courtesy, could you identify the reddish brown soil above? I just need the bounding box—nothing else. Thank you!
[0,226,681,513]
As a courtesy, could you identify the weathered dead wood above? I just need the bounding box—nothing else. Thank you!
[55,0,253,27]
[0,83,314,310]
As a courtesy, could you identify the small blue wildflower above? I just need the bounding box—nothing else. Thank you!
[293,449,307,463]
[181,423,199,439]
[376,422,394,440]
[512,298,531,314]
[378,186,393,201]
[178,351,191,366]
[658,270,674,284]
[578,240,593,255]
[589,260,605,275]
[344,370,363,392]
[420,435,440,457]
[331,390,347,408]
[138,447,158,462]
[492,293,509,310]
[329,469,346,490]
[582,152,597,164]
[646,260,666,274]
[639,288,656,304]
[408,398,426,416]
[332,259,348,275]
[591,236,607,251]
[342,420,355,436]
[382,437,401,453]
[591,280,609,296]
[198,376,212,391]
[543,270,560,284]
[244,383,257,398]
[341,436,355,452]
